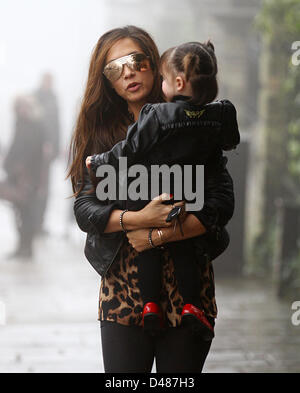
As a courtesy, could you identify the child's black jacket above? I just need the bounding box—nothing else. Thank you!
[90,95,239,230]
[90,96,239,172]
[77,96,239,277]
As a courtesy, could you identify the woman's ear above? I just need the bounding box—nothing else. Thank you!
[175,75,185,92]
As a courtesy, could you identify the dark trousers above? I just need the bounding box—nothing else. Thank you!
[100,320,213,373]
[13,201,39,255]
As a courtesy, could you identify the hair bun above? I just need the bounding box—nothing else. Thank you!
[205,40,215,52]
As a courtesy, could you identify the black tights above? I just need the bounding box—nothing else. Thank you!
[137,240,202,307]
[100,320,213,373]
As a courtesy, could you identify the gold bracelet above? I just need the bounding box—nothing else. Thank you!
[157,228,164,245]
[149,228,165,250]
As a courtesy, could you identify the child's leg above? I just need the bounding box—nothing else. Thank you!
[167,240,203,307]
[167,240,214,340]
[136,248,163,305]
[136,248,164,334]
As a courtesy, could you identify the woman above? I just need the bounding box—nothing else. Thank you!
[67,26,234,373]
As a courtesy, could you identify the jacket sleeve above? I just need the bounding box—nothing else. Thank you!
[220,99,240,151]
[189,153,234,234]
[73,167,120,234]
[90,104,161,172]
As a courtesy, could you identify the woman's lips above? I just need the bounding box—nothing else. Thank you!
[127,82,141,92]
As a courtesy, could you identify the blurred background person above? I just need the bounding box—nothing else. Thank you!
[0,95,45,259]
[34,72,61,236]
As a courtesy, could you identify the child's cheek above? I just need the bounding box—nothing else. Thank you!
[162,81,170,99]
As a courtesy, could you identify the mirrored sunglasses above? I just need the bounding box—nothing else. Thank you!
[103,53,150,82]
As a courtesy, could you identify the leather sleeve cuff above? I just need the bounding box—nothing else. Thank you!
[90,154,97,173]
[88,202,119,234]
[189,204,220,234]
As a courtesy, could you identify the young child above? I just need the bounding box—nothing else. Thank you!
[86,41,240,339]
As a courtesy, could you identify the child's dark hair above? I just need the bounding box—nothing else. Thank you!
[161,41,218,105]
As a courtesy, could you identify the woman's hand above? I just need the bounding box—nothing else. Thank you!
[126,229,152,252]
[139,193,187,228]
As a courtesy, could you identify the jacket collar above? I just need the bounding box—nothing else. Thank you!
[171,95,205,109]
[171,95,192,103]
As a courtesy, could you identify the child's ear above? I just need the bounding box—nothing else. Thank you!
[175,76,185,92]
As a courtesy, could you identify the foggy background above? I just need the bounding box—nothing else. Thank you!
[0,0,299,373]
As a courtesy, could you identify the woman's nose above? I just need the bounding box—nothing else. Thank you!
[122,64,135,78]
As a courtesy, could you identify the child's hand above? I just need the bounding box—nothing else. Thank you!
[86,156,92,169]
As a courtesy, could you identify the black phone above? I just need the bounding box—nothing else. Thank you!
[166,206,181,223]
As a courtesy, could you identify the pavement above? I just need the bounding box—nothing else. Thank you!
[0,233,299,373]
[0,160,299,373]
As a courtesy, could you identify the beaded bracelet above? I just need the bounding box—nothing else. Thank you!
[120,209,129,233]
[148,228,155,248]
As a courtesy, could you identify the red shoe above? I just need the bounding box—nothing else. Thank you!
[142,302,164,335]
[181,304,214,340]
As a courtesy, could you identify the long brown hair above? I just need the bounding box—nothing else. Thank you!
[67,26,163,195]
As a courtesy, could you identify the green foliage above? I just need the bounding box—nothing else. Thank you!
[286,67,300,187]
[278,252,300,299]
[256,0,300,39]
[252,0,300,282]
[256,0,300,193]
[247,220,277,277]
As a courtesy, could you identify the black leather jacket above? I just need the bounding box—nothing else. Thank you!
[90,97,239,172]
[74,97,239,277]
